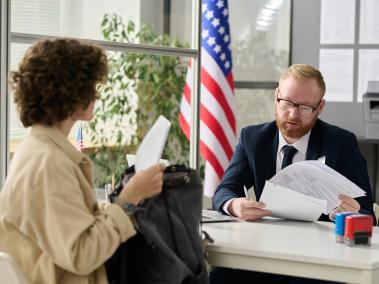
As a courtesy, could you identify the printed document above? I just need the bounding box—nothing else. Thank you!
[134,115,171,172]
[260,181,327,221]
[260,160,366,221]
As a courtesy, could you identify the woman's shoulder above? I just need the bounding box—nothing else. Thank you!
[12,134,73,172]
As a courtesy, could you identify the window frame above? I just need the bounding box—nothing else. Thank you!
[1,0,293,186]
[234,0,293,91]
[0,0,202,187]
[0,0,10,187]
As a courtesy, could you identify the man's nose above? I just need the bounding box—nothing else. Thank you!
[288,105,300,118]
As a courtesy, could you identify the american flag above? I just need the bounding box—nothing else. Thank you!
[180,0,236,197]
[75,124,84,152]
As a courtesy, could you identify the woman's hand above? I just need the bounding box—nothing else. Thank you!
[118,164,165,206]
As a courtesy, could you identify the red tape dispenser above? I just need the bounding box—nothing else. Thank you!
[344,214,373,247]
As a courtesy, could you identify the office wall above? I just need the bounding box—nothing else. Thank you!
[291,0,379,201]
[291,0,365,135]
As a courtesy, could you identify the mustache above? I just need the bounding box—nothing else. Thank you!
[285,120,301,124]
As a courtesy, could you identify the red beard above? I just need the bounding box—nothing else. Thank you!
[276,116,317,139]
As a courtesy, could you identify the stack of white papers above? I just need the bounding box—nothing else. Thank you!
[260,160,366,221]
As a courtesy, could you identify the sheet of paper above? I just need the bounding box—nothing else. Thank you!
[260,181,327,222]
[134,115,171,172]
[126,154,170,167]
[320,0,355,44]
[269,161,366,214]
[319,49,354,102]
[359,0,379,44]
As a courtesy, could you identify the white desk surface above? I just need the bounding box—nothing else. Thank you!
[203,219,379,284]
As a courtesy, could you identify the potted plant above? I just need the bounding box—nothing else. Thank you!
[87,13,189,187]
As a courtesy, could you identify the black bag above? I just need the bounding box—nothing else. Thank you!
[105,164,208,284]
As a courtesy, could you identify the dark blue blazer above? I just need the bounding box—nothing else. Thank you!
[213,119,376,223]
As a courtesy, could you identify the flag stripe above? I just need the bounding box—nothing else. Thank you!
[201,67,236,133]
[199,120,231,169]
[200,104,233,159]
[184,67,236,149]
[183,82,191,104]
[201,47,235,106]
[203,162,220,197]
[200,141,224,179]
[226,73,235,94]
[180,91,231,170]
[179,112,190,140]
[181,112,230,179]
[200,84,236,148]
[182,86,234,160]
[185,54,235,134]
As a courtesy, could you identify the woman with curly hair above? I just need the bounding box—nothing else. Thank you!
[0,38,164,283]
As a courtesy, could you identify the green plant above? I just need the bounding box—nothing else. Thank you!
[87,13,189,187]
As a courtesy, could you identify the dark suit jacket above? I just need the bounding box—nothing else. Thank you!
[213,119,376,223]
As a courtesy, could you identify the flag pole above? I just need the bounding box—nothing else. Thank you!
[189,0,202,171]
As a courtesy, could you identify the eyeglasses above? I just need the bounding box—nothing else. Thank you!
[276,89,322,116]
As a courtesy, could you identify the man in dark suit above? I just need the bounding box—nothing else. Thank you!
[213,63,375,222]
[211,64,375,284]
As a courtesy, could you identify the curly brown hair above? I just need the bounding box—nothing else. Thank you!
[10,38,108,127]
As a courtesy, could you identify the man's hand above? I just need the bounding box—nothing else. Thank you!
[228,198,271,221]
[336,194,360,212]
[329,194,361,220]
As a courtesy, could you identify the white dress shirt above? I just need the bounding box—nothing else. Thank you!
[276,130,311,173]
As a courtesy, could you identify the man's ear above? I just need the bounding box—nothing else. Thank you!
[317,99,326,114]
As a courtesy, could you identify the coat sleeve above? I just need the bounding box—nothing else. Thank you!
[20,152,136,276]
[337,132,376,225]
[213,128,255,214]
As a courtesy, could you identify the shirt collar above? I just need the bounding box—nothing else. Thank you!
[30,124,89,165]
[278,129,311,155]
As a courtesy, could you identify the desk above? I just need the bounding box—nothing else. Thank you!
[203,219,379,284]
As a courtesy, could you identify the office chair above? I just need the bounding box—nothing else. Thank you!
[0,252,29,284]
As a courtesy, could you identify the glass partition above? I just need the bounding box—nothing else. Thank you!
[230,0,291,82]
[11,0,193,47]
[9,44,190,186]
[235,89,275,133]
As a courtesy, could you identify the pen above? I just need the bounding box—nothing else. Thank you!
[243,186,250,200]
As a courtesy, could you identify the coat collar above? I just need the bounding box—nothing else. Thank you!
[306,119,322,160]
[267,128,279,179]
[30,124,90,166]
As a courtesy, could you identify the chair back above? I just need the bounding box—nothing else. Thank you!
[0,252,29,284]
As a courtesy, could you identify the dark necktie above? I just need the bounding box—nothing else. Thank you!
[281,145,298,169]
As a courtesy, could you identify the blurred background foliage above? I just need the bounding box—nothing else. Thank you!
[87,13,189,187]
